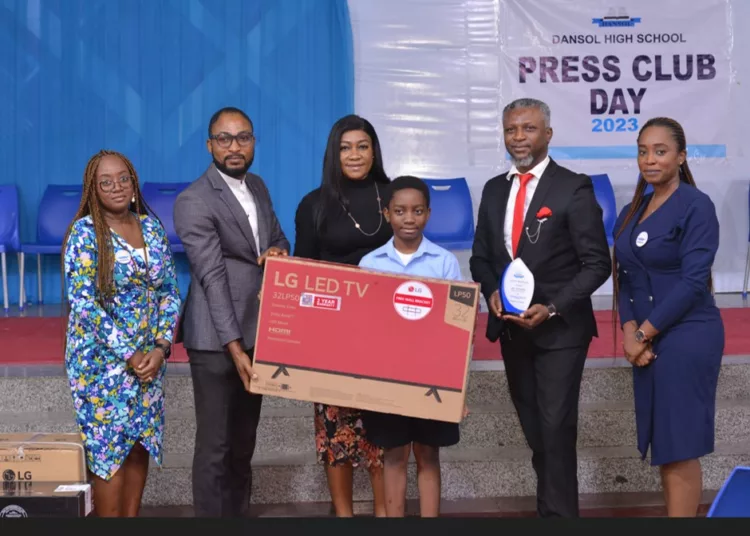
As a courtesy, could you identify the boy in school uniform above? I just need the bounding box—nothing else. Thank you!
[358,175,466,517]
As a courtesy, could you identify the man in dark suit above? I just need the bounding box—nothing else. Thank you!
[174,107,290,517]
[469,98,611,517]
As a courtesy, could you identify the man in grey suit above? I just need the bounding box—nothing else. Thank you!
[173,106,290,517]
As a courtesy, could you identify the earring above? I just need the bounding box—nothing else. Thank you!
[131,195,135,203]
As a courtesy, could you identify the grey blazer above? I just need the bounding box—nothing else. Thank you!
[173,163,290,352]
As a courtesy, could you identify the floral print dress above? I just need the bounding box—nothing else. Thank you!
[63,214,181,481]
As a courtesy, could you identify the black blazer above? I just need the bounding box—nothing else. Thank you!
[469,158,611,349]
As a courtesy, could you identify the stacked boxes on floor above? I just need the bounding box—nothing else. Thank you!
[0,433,92,518]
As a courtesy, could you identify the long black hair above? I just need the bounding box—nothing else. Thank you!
[314,114,390,232]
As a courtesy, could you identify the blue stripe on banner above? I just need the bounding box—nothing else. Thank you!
[542,145,727,160]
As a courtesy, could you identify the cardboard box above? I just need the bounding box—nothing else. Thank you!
[0,481,92,518]
[251,256,480,423]
[0,433,87,484]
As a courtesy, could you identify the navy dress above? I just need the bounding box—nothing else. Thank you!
[613,181,724,466]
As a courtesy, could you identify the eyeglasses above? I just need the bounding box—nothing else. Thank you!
[209,131,256,148]
[98,175,133,192]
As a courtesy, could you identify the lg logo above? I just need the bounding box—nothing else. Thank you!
[2,470,32,481]
[0,505,28,518]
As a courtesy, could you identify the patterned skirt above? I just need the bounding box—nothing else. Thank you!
[314,403,383,468]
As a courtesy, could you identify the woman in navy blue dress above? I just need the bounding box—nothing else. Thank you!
[612,117,724,517]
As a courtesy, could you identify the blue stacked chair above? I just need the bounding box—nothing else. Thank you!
[19,185,82,308]
[707,466,750,517]
[141,182,190,254]
[0,185,21,312]
[590,174,617,247]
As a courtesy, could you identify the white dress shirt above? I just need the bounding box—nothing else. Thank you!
[503,155,550,258]
[217,169,260,253]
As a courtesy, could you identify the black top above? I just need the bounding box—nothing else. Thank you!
[294,177,393,266]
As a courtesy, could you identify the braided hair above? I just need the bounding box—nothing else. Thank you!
[611,117,712,350]
[61,150,158,312]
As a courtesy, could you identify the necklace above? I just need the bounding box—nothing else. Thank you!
[345,181,384,237]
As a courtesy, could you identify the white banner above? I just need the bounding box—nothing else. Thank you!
[350,0,749,292]
[498,0,735,162]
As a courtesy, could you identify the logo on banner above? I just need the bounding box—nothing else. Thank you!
[393,282,434,321]
[592,7,641,27]
[299,292,341,311]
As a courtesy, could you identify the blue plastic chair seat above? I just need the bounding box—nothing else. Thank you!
[0,184,21,309]
[141,182,190,249]
[0,185,20,254]
[422,177,475,251]
[707,466,750,517]
[590,174,617,247]
[19,184,83,306]
[21,185,82,251]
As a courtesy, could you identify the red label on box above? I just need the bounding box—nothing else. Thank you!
[300,293,341,311]
[254,257,479,392]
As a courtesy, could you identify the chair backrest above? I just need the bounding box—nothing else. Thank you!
[141,182,191,244]
[36,185,83,245]
[0,185,21,251]
[590,174,616,244]
[707,466,750,517]
[421,177,474,244]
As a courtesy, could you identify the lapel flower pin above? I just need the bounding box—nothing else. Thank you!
[526,207,552,244]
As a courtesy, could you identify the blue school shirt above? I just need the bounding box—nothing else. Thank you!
[358,236,462,281]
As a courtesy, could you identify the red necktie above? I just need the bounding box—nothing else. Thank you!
[512,173,535,257]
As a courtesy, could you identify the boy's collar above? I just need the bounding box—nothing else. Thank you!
[382,235,437,263]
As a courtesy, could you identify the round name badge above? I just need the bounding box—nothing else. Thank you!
[115,250,131,264]
[635,231,648,248]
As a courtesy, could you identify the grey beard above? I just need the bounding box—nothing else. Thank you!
[511,153,535,168]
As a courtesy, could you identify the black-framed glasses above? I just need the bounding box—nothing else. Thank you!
[98,175,133,192]
[209,131,256,148]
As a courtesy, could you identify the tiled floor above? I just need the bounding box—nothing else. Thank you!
[138,491,716,518]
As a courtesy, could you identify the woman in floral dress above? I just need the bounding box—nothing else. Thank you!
[63,150,181,517]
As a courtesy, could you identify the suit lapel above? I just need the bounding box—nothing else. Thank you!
[515,159,557,259]
[207,164,260,258]
[617,199,649,272]
[245,175,269,254]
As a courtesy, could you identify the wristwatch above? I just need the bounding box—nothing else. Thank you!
[155,341,172,360]
[546,304,557,318]
[634,329,648,344]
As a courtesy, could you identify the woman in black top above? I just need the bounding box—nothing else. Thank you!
[294,114,392,517]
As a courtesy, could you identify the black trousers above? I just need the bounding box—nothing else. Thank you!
[187,348,263,518]
[500,333,589,518]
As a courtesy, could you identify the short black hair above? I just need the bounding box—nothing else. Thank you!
[385,175,430,208]
[208,107,254,137]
